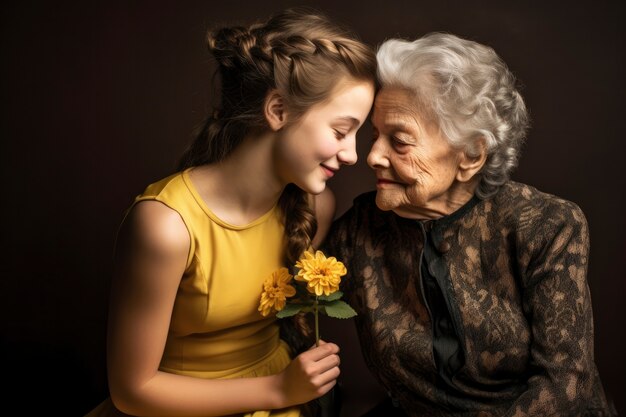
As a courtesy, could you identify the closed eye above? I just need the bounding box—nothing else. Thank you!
[334,129,347,139]
[392,136,412,151]
[392,136,409,146]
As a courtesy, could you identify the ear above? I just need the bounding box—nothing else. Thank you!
[456,137,487,183]
[264,90,288,131]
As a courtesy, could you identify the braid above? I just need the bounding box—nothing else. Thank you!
[278,184,317,354]
[279,185,317,344]
[177,25,274,169]
[278,184,318,266]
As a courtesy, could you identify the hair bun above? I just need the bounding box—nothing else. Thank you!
[207,26,258,69]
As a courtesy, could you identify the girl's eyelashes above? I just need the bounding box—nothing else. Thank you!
[334,129,347,139]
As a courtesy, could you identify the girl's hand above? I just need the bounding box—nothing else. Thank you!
[274,340,340,407]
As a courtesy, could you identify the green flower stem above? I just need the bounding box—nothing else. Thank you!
[314,296,319,347]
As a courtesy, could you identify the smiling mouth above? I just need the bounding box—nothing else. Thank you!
[376,177,404,189]
[321,164,337,178]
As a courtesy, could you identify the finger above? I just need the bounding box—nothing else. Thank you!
[323,340,339,354]
[317,379,337,397]
[303,343,339,362]
[311,360,340,386]
[313,353,340,373]
[314,367,340,390]
[311,340,340,353]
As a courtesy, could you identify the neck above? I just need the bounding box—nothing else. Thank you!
[193,132,286,224]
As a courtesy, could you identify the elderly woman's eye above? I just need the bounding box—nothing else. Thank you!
[392,137,410,147]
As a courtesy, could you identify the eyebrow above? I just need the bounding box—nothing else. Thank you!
[374,121,413,132]
[334,116,360,128]
[395,122,416,131]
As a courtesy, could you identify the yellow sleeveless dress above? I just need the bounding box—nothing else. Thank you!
[86,169,302,417]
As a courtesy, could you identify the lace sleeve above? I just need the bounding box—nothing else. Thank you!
[504,201,608,416]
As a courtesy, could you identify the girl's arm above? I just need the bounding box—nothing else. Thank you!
[107,200,340,416]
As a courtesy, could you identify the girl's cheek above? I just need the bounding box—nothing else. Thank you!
[321,141,341,157]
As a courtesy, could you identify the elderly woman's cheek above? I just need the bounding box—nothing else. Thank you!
[393,155,425,206]
[406,152,435,185]
[396,151,424,181]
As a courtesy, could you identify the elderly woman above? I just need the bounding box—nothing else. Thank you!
[323,33,615,416]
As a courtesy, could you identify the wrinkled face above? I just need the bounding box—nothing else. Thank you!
[275,78,375,195]
[368,88,465,219]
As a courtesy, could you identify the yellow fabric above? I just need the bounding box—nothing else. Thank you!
[86,169,301,417]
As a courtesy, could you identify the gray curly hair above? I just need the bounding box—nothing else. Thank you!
[376,32,530,199]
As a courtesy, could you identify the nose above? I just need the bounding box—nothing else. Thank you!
[337,135,358,166]
[367,138,389,169]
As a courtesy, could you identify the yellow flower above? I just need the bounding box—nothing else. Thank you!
[295,250,346,296]
[258,267,296,317]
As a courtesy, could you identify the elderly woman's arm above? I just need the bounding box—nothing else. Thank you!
[507,201,599,417]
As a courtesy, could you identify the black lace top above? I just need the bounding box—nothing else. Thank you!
[323,182,615,417]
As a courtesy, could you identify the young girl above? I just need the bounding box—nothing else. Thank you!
[86,8,375,417]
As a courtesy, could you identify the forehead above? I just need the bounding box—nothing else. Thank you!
[302,79,374,123]
[372,88,424,127]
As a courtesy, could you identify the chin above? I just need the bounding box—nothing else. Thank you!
[374,193,397,212]
[297,181,326,195]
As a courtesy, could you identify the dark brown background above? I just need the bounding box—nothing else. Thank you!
[1,1,624,416]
